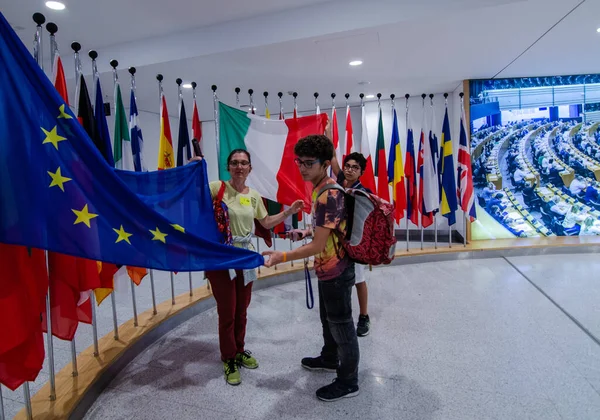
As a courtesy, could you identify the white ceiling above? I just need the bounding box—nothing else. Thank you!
[2,0,598,119]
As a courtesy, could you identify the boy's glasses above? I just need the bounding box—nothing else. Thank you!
[294,158,320,169]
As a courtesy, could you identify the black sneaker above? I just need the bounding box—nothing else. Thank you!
[301,356,338,372]
[357,314,370,337]
[316,378,359,402]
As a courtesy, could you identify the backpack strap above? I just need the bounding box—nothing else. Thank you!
[216,181,227,202]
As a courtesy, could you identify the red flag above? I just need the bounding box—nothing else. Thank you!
[192,96,202,151]
[344,105,354,160]
[374,108,390,201]
[0,245,47,390]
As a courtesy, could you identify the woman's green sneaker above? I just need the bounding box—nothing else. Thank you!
[224,359,241,385]
[235,350,259,369]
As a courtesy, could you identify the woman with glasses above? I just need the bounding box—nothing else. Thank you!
[191,149,303,386]
[330,152,372,337]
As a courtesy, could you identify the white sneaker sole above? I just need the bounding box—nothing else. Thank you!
[317,389,360,402]
[301,363,337,373]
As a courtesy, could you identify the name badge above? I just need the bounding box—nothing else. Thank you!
[240,197,251,206]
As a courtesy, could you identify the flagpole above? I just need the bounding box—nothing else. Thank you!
[176,78,195,296]
[152,74,164,308]
[295,92,308,268]
[23,382,32,420]
[431,94,438,250]
[0,384,5,420]
[72,42,82,117]
[212,85,220,170]
[126,69,156,313]
[35,14,58,402]
[47,22,57,75]
[89,50,98,113]
[248,88,254,113]
[33,13,45,69]
[405,93,411,252]
[264,91,269,117]
[106,60,124,336]
[460,92,468,248]
[445,92,452,249]
[278,91,294,267]
[420,94,426,250]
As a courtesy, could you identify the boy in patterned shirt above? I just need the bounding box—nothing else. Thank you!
[263,135,359,402]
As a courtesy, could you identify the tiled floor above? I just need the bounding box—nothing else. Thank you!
[74,254,600,420]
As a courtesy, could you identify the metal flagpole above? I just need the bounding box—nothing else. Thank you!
[460,92,468,247]
[420,94,426,251]
[212,85,220,167]
[0,384,5,420]
[278,92,294,267]
[23,383,32,420]
[187,82,197,296]
[431,94,438,250]
[248,88,254,114]
[35,13,58,400]
[87,52,104,348]
[405,94,411,252]
[264,91,269,117]
[72,41,82,116]
[107,60,122,337]
[444,93,452,248]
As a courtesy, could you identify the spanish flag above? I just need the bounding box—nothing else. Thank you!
[158,94,174,170]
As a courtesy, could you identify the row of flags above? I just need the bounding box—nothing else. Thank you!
[327,102,476,227]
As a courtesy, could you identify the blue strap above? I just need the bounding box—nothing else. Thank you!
[304,262,314,309]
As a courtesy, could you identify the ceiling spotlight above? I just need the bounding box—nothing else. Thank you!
[349,60,363,66]
[45,1,66,10]
[182,83,193,89]
[597,27,600,33]
[365,94,375,99]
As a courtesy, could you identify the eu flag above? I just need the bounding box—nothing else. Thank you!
[0,12,263,272]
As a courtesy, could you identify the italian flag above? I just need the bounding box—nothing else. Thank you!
[219,102,328,210]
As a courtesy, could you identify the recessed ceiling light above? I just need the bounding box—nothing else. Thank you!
[46,1,66,10]
[365,94,375,99]
[349,60,363,66]
[182,83,193,89]
[597,27,600,33]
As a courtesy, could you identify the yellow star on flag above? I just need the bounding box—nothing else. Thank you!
[47,167,72,192]
[171,223,185,233]
[113,225,133,245]
[57,104,72,119]
[42,126,67,150]
[150,227,168,243]
[72,204,98,228]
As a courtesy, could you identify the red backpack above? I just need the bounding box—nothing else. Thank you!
[317,184,396,265]
[213,181,233,245]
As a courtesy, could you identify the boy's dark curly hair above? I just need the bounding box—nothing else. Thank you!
[343,152,367,172]
[294,135,334,163]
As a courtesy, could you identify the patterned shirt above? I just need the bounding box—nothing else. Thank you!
[312,177,350,280]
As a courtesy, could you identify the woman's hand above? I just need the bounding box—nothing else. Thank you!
[262,250,284,267]
[189,156,203,163]
[287,199,304,215]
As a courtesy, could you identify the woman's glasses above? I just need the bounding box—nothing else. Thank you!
[229,160,250,168]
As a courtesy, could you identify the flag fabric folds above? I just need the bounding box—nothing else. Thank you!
[129,89,146,172]
[176,99,192,167]
[428,105,441,215]
[344,105,354,159]
[218,102,327,211]
[458,106,477,222]
[405,121,419,226]
[91,77,114,166]
[440,107,458,226]
[0,13,263,272]
[418,110,435,228]
[359,106,377,194]
[192,96,202,153]
[114,82,133,170]
[331,106,342,163]
[387,107,406,223]
[0,244,47,390]
[158,94,174,170]
[374,108,390,201]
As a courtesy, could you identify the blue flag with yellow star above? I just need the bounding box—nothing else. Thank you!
[0,12,263,272]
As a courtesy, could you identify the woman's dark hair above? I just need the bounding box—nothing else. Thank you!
[343,152,367,172]
[227,149,251,166]
[294,135,334,163]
